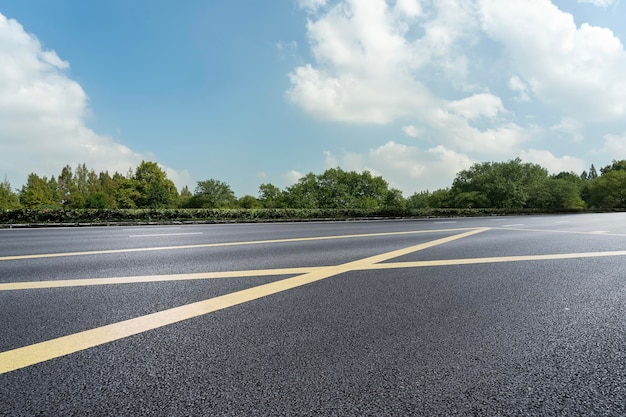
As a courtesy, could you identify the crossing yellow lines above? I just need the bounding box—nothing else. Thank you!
[0,228,486,374]
[4,225,626,375]
[0,227,477,261]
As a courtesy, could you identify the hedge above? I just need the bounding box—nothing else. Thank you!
[0,207,562,226]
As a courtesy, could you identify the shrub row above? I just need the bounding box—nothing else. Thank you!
[0,207,559,226]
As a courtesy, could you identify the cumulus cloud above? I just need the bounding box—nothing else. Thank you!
[518,149,586,174]
[289,0,626,189]
[402,125,422,138]
[284,170,304,185]
[577,0,617,7]
[478,0,626,122]
[0,13,188,189]
[598,132,626,157]
[325,142,474,194]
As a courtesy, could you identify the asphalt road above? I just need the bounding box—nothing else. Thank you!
[0,214,624,416]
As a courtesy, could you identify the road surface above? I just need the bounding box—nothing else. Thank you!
[0,214,624,416]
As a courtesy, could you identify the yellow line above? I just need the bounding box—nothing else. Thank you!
[0,268,325,291]
[493,227,626,237]
[0,228,488,374]
[0,228,477,261]
[364,250,626,269]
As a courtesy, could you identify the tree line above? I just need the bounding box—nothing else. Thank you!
[1,158,626,211]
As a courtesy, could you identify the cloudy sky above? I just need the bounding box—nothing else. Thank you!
[1,0,625,196]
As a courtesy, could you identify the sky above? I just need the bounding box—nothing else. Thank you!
[1,0,626,197]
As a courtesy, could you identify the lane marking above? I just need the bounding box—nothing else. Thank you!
[0,228,478,261]
[122,227,181,231]
[368,250,626,269]
[128,232,203,238]
[502,224,524,227]
[493,227,626,237]
[6,246,626,291]
[590,231,610,234]
[0,228,488,374]
[0,268,325,291]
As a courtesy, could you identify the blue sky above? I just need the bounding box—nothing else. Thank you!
[1,0,626,197]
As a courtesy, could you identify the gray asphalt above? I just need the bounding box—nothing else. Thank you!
[0,213,625,416]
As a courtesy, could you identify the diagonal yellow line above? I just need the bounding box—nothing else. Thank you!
[0,228,477,261]
[0,228,488,374]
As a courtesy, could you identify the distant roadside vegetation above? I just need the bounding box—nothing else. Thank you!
[1,158,625,223]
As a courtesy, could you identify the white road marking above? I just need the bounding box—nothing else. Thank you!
[123,227,182,231]
[502,224,524,227]
[129,232,203,238]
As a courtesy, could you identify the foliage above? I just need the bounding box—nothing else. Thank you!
[0,176,21,210]
[451,158,549,209]
[185,179,236,208]
[5,158,626,224]
[283,168,398,209]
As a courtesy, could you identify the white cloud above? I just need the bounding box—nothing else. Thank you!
[287,0,437,124]
[288,0,530,155]
[551,118,584,142]
[284,170,304,185]
[597,132,626,157]
[0,13,187,189]
[518,149,586,174]
[325,142,474,194]
[577,0,616,7]
[448,93,505,120]
[402,125,422,138]
[298,0,328,13]
[478,0,626,122]
[508,75,531,102]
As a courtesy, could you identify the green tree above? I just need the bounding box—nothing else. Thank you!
[258,183,285,208]
[112,172,139,209]
[406,191,432,209]
[588,169,626,209]
[19,173,61,208]
[134,161,178,208]
[0,176,21,209]
[451,158,548,209]
[186,179,236,208]
[283,168,394,209]
[238,195,263,209]
[526,178,585,210]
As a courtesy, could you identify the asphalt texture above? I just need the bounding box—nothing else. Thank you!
[0,214,625,416]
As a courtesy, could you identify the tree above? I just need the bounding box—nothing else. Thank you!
[406,191,431,209]
[0,176,20,209]
[587,170,626,209]
[186,179,236,208]
[526,178,585,210]
[134,161,178,208]
[112,172,139,209]
[238,195,263,209]
[258,183,284,208]
[600,160,626,175]
[451,158,548,209]
[19,173,61,208]
[282,168,395,209]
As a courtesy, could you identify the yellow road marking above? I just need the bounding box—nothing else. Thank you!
[493,227,626,237]
[0,228,487,374]
[366,250,626,269]
[6,248,626,291]
[0,268,324,291]
[0,228,477,261]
